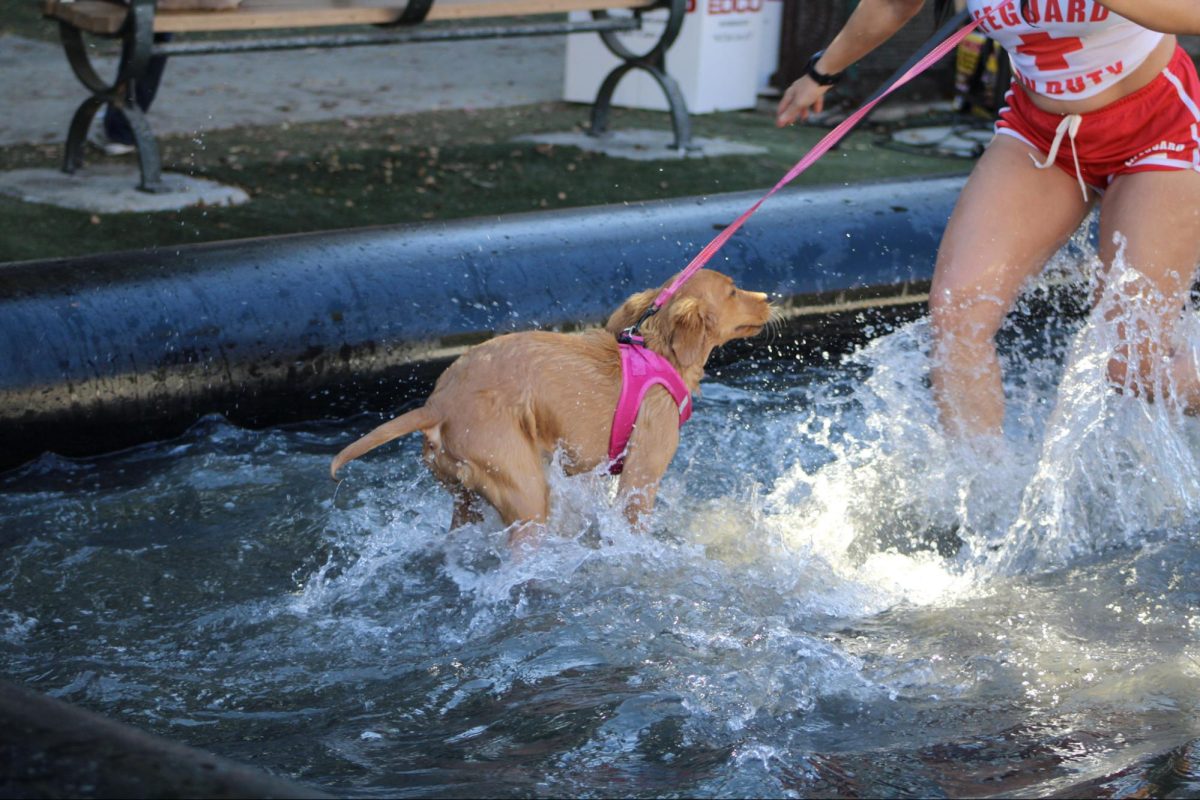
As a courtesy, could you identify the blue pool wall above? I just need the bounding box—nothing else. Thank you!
[0,175,967,471]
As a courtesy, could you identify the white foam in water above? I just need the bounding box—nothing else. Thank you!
[709,225,1200,624]
[291,470,454,617]
[0,610,38,645]
[756,319,988,611]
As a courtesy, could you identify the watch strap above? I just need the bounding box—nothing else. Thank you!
[805,50,843,87]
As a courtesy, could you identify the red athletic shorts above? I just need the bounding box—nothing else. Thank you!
[995,45,1200,193]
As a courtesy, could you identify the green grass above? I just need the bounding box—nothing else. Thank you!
[0,101,974,263]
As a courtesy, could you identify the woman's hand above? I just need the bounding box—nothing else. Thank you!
[776,74,833,127]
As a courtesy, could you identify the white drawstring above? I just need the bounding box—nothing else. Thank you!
[1029,113,1089,202]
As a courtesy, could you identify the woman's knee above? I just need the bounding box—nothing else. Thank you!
[1104,338,1168,401]
[1105,352,1132,393]
[929,289,1006,357]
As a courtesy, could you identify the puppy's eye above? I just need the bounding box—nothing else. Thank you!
[728,288,736,298]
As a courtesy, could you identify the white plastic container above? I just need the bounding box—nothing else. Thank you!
[757,0,784,95]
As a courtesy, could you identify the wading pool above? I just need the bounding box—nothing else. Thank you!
[4,255,1200,798]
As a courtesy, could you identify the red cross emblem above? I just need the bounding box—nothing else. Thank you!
[1016,32,1084,71]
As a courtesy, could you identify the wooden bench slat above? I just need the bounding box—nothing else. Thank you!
[43,0,658,36]
[43,1,125,36]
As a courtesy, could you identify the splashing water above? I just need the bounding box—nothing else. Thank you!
[3,235,1200,797]
[993,237,1200,575]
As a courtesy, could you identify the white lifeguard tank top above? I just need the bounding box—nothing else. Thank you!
[966,0,1164,100]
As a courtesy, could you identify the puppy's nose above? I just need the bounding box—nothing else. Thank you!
[749,291,768,302]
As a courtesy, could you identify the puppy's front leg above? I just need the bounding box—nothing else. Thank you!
[616,412,680,528]
[617,477,660,529]
[450,487,485,530]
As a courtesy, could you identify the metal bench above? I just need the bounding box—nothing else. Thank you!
[41,0,691,192]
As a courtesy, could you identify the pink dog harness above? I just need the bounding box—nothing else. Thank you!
[607,342,692,475]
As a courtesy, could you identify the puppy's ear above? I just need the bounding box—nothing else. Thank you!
[667,296,713,367]
[606,288,659,336]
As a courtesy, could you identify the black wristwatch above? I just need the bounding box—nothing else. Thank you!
[804,50,844,87]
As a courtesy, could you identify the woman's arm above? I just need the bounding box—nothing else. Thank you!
[776,0,927,127]
[807,0,928,77]
[1097,1,1200,35]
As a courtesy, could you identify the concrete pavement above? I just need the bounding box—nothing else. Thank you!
[1,32,567,147]
[1,30,573,211]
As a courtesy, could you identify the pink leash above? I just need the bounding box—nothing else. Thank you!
[621,8,999,339]
[606,5,1014,470]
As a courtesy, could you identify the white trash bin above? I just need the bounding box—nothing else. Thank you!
[757,0,784,96]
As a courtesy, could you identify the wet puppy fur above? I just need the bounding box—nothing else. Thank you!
[330,269,773,545]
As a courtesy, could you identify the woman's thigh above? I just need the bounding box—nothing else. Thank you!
[1098,168,1200,304]
[1095,169,1200,388]
[931,134,1093,337]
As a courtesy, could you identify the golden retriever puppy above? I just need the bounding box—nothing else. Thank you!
[330,269,771,544]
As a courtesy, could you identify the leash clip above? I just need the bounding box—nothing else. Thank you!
[617,327,645,346]
[617,304,660,346]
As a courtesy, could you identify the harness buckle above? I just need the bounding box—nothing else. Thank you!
[617,326,645,346]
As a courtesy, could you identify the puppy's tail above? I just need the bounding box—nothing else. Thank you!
[330,406,438,479]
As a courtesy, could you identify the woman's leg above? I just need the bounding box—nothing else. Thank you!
[1095,169,1200,409]
[930,134,1093,439]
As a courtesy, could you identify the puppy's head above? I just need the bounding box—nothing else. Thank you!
[606,270,772,369]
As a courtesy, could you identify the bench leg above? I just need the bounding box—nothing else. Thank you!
[587,0,695,153]
[64,96,105,175]
[590,60,694,153]
[55,0,166,193]
[121,104,165,193]
[66,89,167,193]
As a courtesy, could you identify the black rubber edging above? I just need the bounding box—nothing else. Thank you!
[0,175,967,472]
